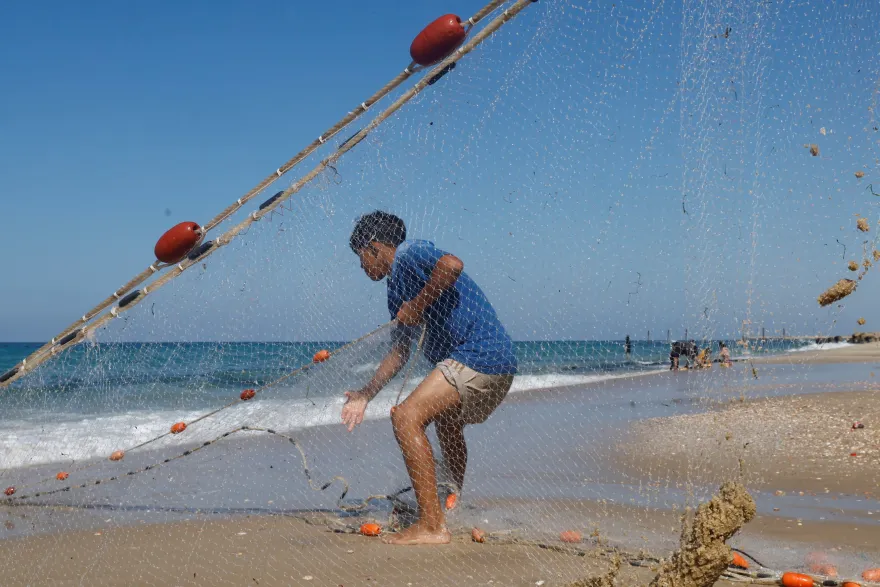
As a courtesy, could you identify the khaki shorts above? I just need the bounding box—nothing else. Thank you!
[437,359,514,425]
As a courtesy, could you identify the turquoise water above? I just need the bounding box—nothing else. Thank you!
[0,338,809,396]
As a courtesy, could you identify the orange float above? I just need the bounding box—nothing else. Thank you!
[313,349,331,363]
[730,552,749,569]
[812,563,837,577]
[240,388,256,401]
[360,522,381,537]
[56,472,69,481]
[154,221,202,264]
[445,493,457,511]
[471,527,486,543]
[4,487,15,496]
[170,422,187,434]
[559,530,582,544]
[781,572,813,587]
[410,14,467,66]
[843,582,863,587]
[109,450,125,461]
[863,568,880,581]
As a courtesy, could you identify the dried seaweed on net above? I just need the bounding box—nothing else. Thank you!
[856,217,870,232]
[817,279,857,306]
[648,482,756,587]
[855,170,865,179]
[568,556,621,587]
[874,249,880,262]
[848,260,859,271]
[858,318,867,326]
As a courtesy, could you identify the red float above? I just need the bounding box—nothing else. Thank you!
[240,388,256,401]
[56,472,69,481]
[4,486,15,496]
[109,450,125,461]
[313,349,331,363]
[471,527,486,543]
[410,14,467,66]
[170,422,187,434]
[154,221,203,264]
[559,530,582,544]
[730,552,749,569]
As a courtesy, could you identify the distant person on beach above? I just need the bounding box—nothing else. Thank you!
[696,345,712,368]
[624,335,632,357]
[342,211,517,546]
[719,341,732,367]
[685,339,698,366]
[670,341,681,371]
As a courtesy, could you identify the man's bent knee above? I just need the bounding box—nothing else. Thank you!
[391,403,426,434]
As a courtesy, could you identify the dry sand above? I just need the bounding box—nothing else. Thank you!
[616,342,880,494]
[0,513,747,587]
[753,341,880,364]
[615,389,880,495]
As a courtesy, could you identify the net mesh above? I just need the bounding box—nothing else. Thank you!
[2,0,880,585]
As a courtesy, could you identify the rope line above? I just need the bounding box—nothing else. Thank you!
[1,321,394,495]
[0,320,465,522]
[0,0,521,390]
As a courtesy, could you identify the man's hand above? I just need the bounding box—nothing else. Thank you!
[396,300,424,326]
[342,390,370,432]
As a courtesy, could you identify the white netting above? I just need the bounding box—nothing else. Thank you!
[2,0,880,585]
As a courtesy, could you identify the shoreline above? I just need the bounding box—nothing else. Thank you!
[2,343,880,584]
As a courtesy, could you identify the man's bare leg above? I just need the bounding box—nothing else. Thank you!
[436,415,467,504]
[385,369,461,545]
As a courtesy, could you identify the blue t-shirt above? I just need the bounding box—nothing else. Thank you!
[387,240,517,375]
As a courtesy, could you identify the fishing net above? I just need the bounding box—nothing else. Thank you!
[2,0,880,585]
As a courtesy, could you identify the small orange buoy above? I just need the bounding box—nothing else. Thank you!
[170,422,187,434]
[730,552,749,569]
[863,568,880,581]
[781,572,813,587]
[445,493,457,511]
[240,388,256,401]
[109,450,125,461]
[56,472,69,481]
[471,527,486,543]
[154,221,202,264]
[4,487,15,496]
[360,523,381,537]
[842,581,862,587]
[812,564,837,577]
[559,530,582,544]
[410,14,467,66]
[313,349,331,363]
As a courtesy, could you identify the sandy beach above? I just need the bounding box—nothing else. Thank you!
[753,341,880,365]
[2,342,880,586]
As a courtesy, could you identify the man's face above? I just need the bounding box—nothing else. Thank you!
[357,244,386,281]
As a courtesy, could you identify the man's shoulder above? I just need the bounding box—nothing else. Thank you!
[397,239,437,255]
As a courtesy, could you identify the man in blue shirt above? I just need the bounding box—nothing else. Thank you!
[342,211,517,545]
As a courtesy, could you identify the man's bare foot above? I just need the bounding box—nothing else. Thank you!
[382,522,451,545]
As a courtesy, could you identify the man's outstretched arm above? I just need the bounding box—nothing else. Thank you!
[342,335,411,432]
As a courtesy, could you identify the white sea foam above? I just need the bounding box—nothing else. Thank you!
[0,369,662,469]
[787,341,852,353]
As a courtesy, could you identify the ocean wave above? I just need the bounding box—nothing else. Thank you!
[787,341,852,353]
[0,369,663,470]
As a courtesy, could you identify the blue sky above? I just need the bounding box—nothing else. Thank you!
[1,0,879,343]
